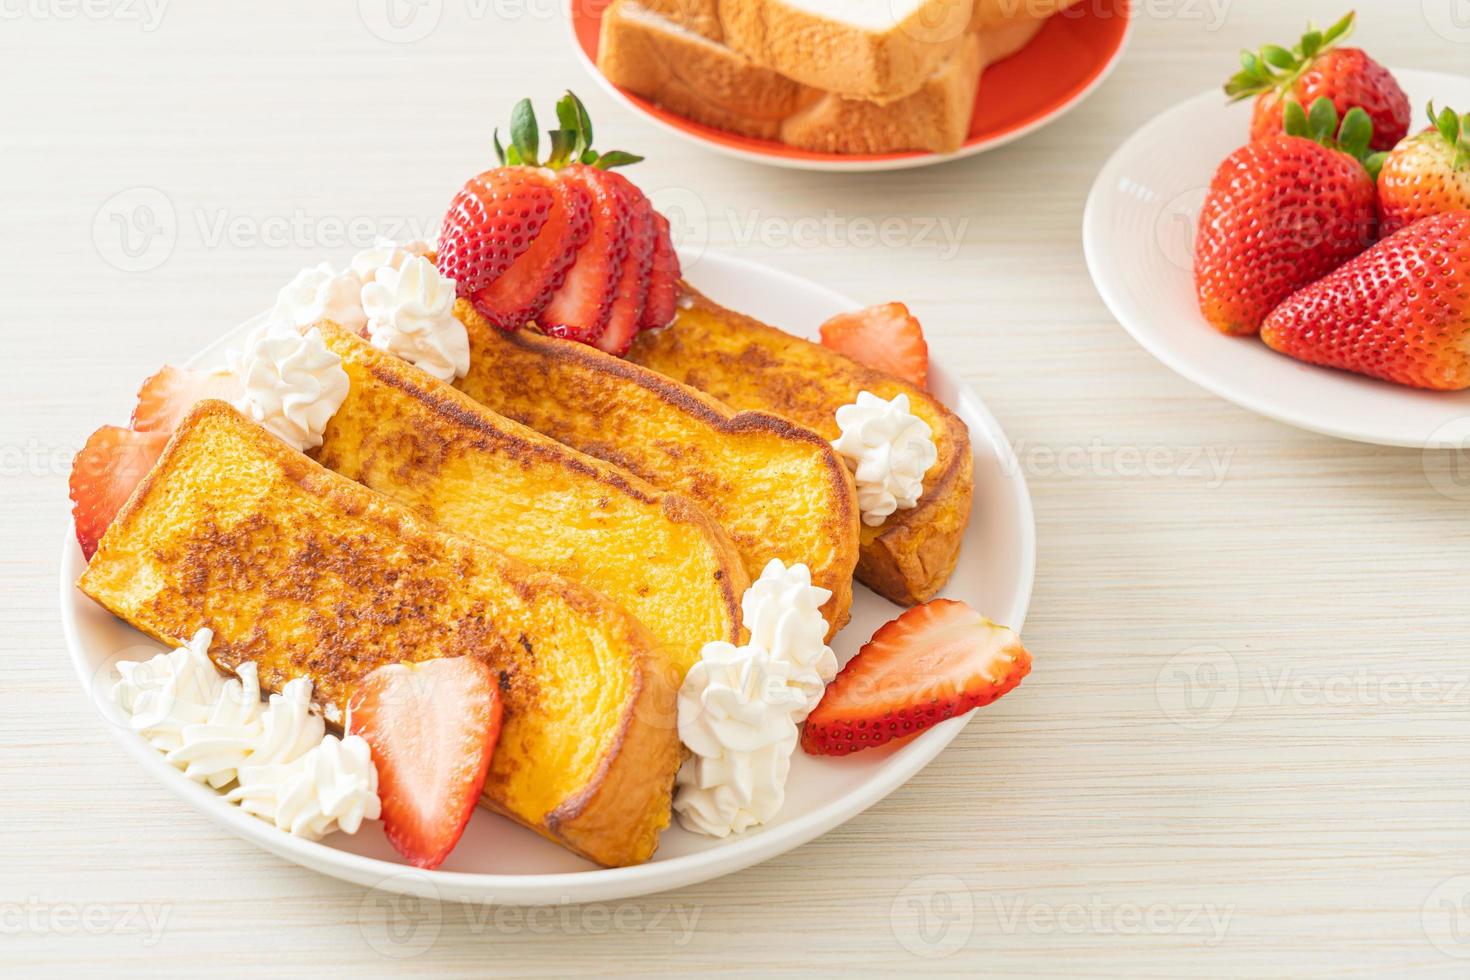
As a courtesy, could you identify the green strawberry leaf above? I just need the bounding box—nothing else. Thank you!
[1321,10,1356,46]
[493,130,508,167]
[1261,44,1296,70]
[1300,30,1322,59]
[1307,96,1339,143]
[1282,97,1310,137]
[1363,150,1388,183]
[1338,107,1374,160]
[592,150,645,170]
[509,98,539,168]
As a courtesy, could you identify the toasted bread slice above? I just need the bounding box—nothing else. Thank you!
[451,299,859,636]
[311,323,747,679]
[78,401,680,868]
[598,1,983,154]
[627,289,974,606]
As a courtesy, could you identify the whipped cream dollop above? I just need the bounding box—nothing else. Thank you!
[267,262,367,333]
[742,559,836,721]
[674,560,836,837]
[673,642,801,837]
[230,326,350,452]
[831,391,938,527]
[111,630,380,841]
[349,237,435,285]
[361,255,467,382]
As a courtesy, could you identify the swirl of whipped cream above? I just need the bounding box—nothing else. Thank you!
[249,677,325,765]
[361,255,468,382]
[228,733,381,840]
[673,642,801,837]
[230,327,350,452]
[742,559,836,721]
[831,391,938,527]
[349,237,436,285]
[111,628,263,789]
[267,262,366,333]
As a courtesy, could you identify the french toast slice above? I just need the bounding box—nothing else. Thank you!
[310,323,747,679]
[78,401,680,868]
[626,289,974,606]
[451,299,860,636]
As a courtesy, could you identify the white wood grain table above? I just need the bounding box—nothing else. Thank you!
[5,1,1469,975]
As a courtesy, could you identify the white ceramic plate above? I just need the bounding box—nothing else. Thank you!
[59,251,1036,905]
[1084,69,1470,449]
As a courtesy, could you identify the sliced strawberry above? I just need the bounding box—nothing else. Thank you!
[595,186,656,356]
[70,426,170,560]
[438,168,556,296]
[469,175,591,331]
[537,164,634,345]
[132,366,242,433]
[802,599,1030,757]
[640,212,680,332]
[819,303,930,391]
[347,657,502,870]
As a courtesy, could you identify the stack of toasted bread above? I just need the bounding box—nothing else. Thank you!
[596,0,1084,154]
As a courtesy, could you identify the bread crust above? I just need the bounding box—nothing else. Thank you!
[626,289,974,607]
[79,401,681,868]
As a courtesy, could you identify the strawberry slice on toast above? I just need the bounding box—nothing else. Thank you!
[465,175,591,332]
[132,365,242,433]
[802,599,1030,757]
[640,212,681,333]
[438,167,557,297]
[595,180,656,356]
[348,656,503,871]
[538,164,634,345]
[818,302,930,390]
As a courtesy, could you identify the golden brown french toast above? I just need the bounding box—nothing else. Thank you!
[626,289,974,606]
[451,299,860,636]
[310,323,747,679]
[78,401,680,868]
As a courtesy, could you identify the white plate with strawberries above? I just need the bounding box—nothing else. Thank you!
[60,248,1036,905]
[1085,30,1470,449]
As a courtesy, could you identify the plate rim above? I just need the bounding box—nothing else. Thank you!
[58,250,1036,903]
[1083,67,1470,449]
[565,0,1134,173]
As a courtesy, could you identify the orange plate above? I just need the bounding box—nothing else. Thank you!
[569,0,1133,170]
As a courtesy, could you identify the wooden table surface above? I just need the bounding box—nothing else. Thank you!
[5,1,1469,975]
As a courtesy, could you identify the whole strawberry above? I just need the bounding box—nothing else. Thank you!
[1195,98,1379,336]
[1261,210,1470,391]
[1226,12,1410,153]
[1377,104,1470,237]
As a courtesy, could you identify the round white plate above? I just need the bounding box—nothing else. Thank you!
[59,250,1036,905]
[1084,68,1470,449]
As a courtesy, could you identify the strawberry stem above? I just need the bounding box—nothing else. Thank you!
[1282,96,1383,178]
[493,91,642,172]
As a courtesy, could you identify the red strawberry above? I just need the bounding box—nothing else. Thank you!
[538,165,634,345]
[594,183,657,356]
[467,175,591,331]
[818,303,930,390]
[438,167,557,296]
[347,657,503,871]
[639,212,681,332]
[1228,12,1409,153]
[69,426,170,560]
[802,599,1030,757]
[1194,98,1379,336]
[1261,210,1470,391]
[1377,104,1470,237]
[132,366,242,433]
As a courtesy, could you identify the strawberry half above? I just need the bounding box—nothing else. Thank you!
[818,302,930,390]
[347,657,503,871]
[640,212,681,332]
[595,183,656,355]
[538,164,634,345]
[70,426,170,560]
[132,366,242,433]
[802,599,1030,757]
